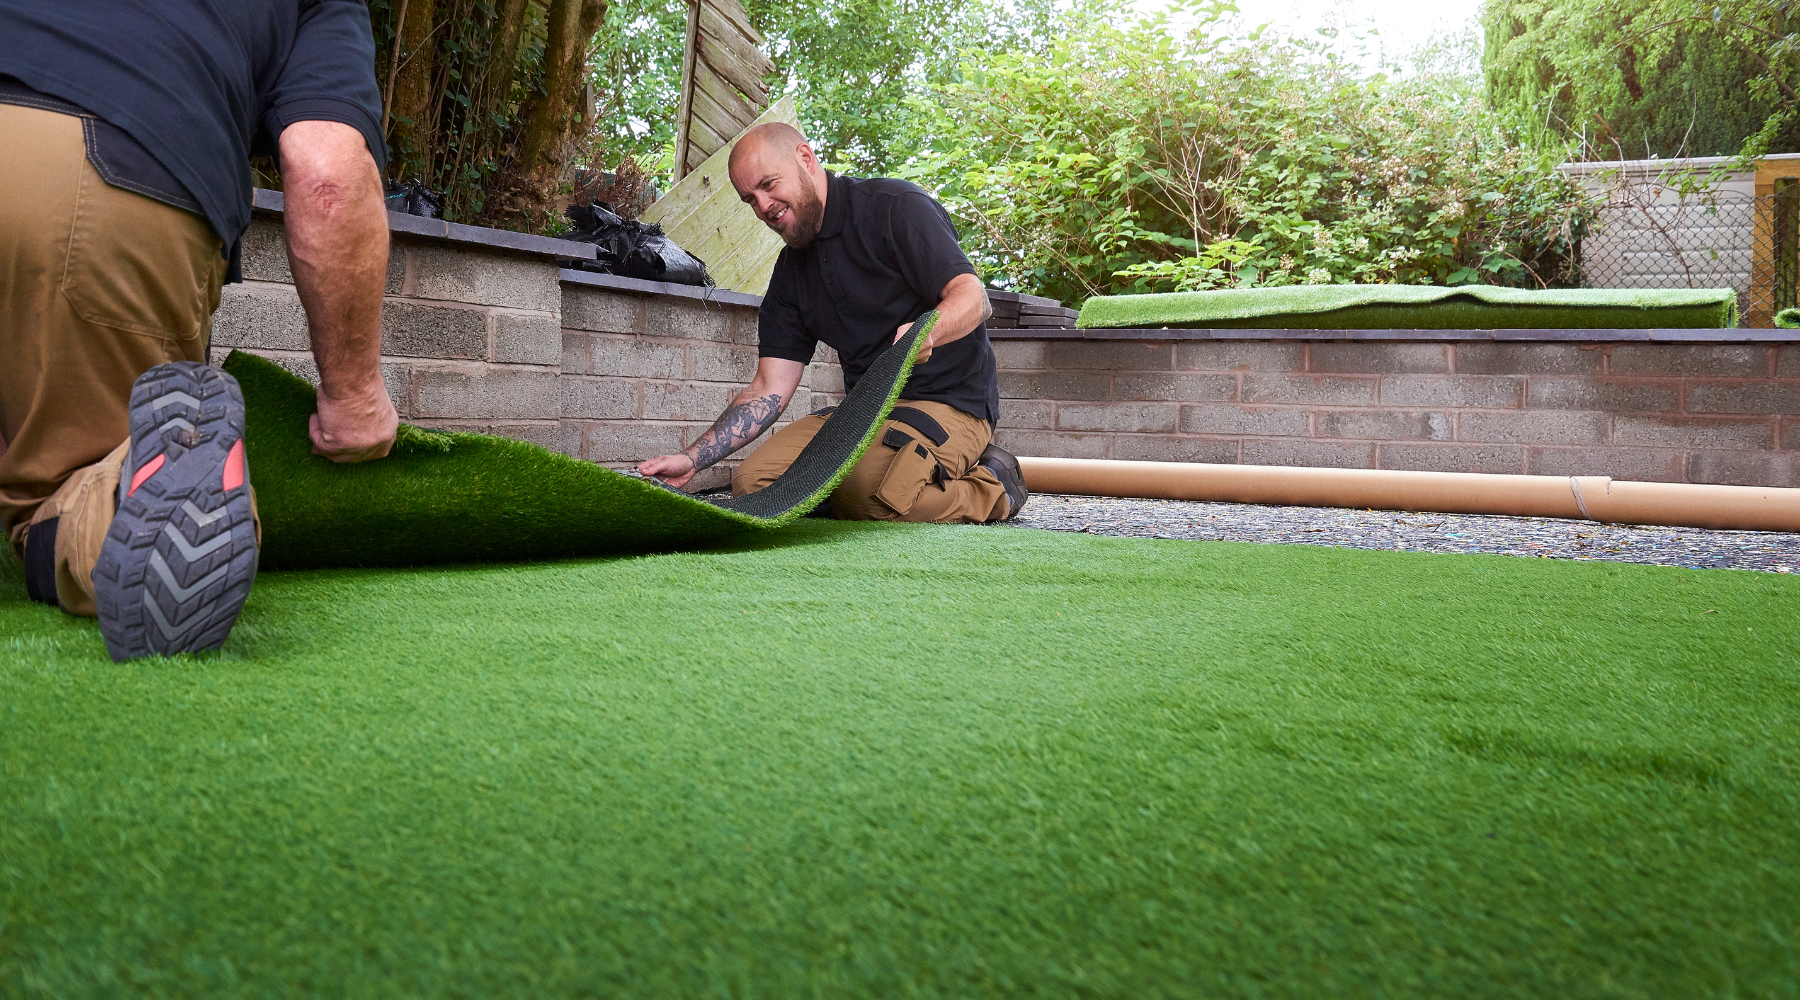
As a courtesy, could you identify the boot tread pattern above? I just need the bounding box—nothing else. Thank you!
[95,362,258,662]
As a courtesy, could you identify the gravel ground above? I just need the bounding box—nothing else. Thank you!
[1006,493,1800,574]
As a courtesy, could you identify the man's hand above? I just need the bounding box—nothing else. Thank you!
[894,319,937,364]
[638,452,698,489]
[638,358,805,488]
[310,377,398,463]
[892,273,991,364]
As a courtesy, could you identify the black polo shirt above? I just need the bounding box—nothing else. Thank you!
[0,0,388,282]
[758,173,999,423]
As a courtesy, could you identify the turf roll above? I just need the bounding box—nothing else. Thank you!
[226,313,935,569]
[1076,284,1739,330]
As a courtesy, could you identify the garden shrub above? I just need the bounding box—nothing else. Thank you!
[905,13,1596,302]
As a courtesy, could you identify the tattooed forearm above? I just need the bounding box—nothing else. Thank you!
[686,393,785,470]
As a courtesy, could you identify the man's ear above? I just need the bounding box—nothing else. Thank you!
[795,142,818,174]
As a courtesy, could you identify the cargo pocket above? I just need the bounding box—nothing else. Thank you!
[61,160,223,343]
[873,427,945,517]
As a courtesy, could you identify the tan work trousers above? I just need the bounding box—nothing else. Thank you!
[732,398,1010,522]
[1,104,226,614]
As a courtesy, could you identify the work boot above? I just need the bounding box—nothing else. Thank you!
[93,362,259,662]
[977,443,1029,521]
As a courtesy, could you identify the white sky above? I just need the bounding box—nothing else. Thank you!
[1152,0,1489,74]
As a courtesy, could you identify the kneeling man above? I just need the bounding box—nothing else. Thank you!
[638,123,1028,522]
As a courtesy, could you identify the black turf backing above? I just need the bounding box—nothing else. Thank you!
[708,314,930,520]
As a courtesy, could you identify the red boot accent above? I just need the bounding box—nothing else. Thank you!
[128,453,165,496]
[222,439,246,491]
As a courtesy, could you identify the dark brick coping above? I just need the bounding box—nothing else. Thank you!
[987,327,1798,343]
[251,188,597,260]
[558,268,762,308]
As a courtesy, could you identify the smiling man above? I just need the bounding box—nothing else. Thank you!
[637,123,1029,522]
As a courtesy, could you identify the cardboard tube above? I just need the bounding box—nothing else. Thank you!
[1017,457,1800,532]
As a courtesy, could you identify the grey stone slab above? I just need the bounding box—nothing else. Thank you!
[1110,435,1239,463]
[211,284,310,352]
[1380,375,1524,408]
[1378,443,1527,475]
[1241,438,1376,469]
[413,366,559,420]
[558,268,761,308]
[1607,344,1773,377]
[1314,409,1453,441]
[1458,409,1609,446]
[991,428,1112,459]
[997,399,1053,429]
[1684,381,1800,414]
[1685,449,1800,487]
[1454,342,1603,375]
[561,377,639,420]
[404,242,561,312]
[1179,404,1309,437]
[1614,415,1777,450]
[590,337,686,380]
[1309,341,1450,374]
[1525,377,1678,413]
[1242,374,1378,407]
[1112,373,1236,402]
[563,287,645,335]
[1174,341,1305,372]
[380,301,487,360]
[492,312,562,366]
[1055,403,1179,433]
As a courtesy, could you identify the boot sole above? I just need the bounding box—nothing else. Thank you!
[94,363,258,662]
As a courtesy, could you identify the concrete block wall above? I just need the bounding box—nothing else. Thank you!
[213,217,566,450]
[988,336,1800,487]
[214,203,1799,492]
[559,281,843,492]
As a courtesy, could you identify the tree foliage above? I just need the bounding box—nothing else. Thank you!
[905,12,1594,303]
[742,0,1086,175]
[1482,0,1800,160]
[367,0,606,230]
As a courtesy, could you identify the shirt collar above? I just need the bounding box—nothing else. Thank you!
[817,170,847,240]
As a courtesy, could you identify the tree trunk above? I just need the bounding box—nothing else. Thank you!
[486,0,531,105]
[387,0,439,180]
[482,0,607,230]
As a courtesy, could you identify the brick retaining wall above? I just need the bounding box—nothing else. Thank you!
[214,196,1799,491]
[988,333,1800,487]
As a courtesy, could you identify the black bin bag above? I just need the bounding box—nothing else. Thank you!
[563,203,711,287]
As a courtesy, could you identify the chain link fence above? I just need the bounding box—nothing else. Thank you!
[1577,186,1799,327]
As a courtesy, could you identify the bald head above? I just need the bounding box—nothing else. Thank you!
[729,122,809,173]
[728,121,830,249]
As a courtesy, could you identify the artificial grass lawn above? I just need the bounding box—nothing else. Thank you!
[4,522,1799,997]
[1076,284,1740,330]
[225,308,929,569]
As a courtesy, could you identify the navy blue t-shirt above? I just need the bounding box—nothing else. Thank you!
[0,0,387,278]
[758,173,999,423]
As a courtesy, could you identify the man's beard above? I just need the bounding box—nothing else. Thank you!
[777,182,825,248]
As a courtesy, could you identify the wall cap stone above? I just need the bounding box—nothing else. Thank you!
[559,268,762,308]
[252,187,597,261]
[988,327,1798,344]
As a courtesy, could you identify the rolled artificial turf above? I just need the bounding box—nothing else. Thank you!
[226,311,932,569]
[3,524,1797,997]
[1076,284,1740,329]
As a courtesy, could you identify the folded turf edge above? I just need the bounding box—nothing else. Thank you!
[223,314,931,570]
